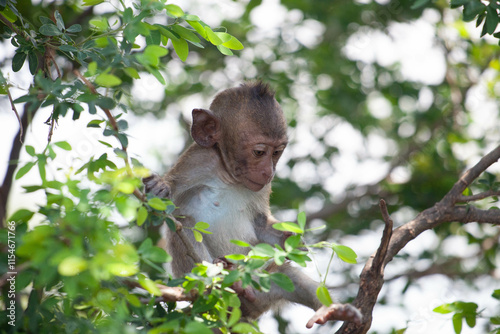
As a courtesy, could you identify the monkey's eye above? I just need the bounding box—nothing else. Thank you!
[253,150,265,157]
[273,150,283,157]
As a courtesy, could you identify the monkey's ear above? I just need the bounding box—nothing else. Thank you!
[191,108,220,147]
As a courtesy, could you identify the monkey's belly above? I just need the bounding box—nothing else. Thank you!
[183,180,259,258]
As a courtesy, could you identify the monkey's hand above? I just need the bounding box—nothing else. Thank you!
[306,303,362,329]
[214,257,256,302]
[143,174,171,198]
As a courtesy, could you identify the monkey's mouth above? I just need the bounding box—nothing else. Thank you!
[245,178,266,191]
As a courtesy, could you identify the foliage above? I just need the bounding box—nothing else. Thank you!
[433,290,500,334]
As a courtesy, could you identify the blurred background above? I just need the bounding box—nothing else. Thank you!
[1,0,499,333]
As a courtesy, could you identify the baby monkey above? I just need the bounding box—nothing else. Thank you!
[144,81,362,328]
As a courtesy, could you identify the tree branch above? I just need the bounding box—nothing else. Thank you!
[0,104,37,226]
[456,190,500,203]
[337,144,500,334]
[337,200,393,334]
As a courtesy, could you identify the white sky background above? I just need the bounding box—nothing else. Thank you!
[1,0,500,333]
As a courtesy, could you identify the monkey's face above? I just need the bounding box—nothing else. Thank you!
[230,131,287,192]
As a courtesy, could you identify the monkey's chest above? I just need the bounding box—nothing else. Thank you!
[183,181,258,256]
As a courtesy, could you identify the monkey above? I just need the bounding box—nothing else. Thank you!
[143,81,362,328]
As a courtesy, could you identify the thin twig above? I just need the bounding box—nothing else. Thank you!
[0,12,24,37]
[456,190,500,203]
[6,88,23,143]
[372,199,393,273]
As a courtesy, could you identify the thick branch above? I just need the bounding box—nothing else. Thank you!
[336,200,393,334]
[0,104,37,226]
[337,145,500,334]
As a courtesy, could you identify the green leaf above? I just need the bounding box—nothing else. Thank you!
[87,61,97,76]
[232,323,257,333]
[450,0,469,9]
[452,313,463,334]
[182,14,200,21]
[222,35,244,50]
[464,313,476,328]
[145,44,168,58]
[171,37,189,61]
[137,206,148,226]
[12,52,26,72]
[485,6,499,35]
[95,73,122,87]
[231,239,251,247]
[116,181,135,194]
[147,67,166,85]
[54,141,72,151]
[204,26,223,45]
[171,25,201,43]
[59,45,78,52]
[138,273,162,296]
[123,67,140,79]
[462,187,472,196]
[217,45,233,56]
[25,145,35,156]
[54,10,65,30]
[332,244,358,264]
[96,97,116,109]
[228,306,242,327]
[194,221,210,230]
[222,270,240,285]
[39,24,62,36]
[83,0,104,5]
[493,289,500,300]
[28,52,38,75]
[193,230,203,242]
[410,0,431,9]
[297,211,306,231]
[284,235,302,251]
[8,209,34,223]
[66,24,82,33]
[316,283,333,306]
[270,273,294,292]
[148,197,167,211]
[251,243,275,257]
[187,20,207,38]
[225,254,245,261]
[433,303,454,314]
[463,1,486,22]
[15,162,35,179]
[165,4,185,17]
[90,17,108,31]
[58,256,88,276]
[272,222,304,234]
[183,321,211,334]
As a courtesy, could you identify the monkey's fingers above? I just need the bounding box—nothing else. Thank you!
[306,303,362,329]
[143,174,171,198]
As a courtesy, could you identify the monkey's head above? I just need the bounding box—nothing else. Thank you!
[191,82,288,192]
